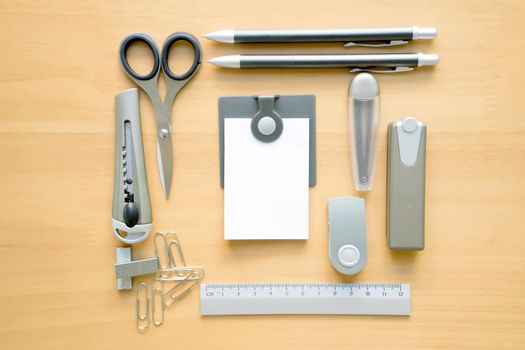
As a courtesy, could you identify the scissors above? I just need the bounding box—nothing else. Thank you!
[119,32,202,199]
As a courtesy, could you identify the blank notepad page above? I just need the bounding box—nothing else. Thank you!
[224,118,309,240]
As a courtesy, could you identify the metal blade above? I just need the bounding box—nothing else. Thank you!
[156,134,173,199]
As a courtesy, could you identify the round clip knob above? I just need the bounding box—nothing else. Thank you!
[402,117,418,133]
[338,245,360,268]
[251,96,283,142]
[258,116,277,136]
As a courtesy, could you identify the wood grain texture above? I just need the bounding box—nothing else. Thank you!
[1,1,524,349]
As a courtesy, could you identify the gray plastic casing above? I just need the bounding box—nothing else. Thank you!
[218,94,316,187]
[112,89,152,244]
[328,196,367,275]
[387,118,426,250]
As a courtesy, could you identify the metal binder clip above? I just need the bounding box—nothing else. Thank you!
[344,40,408,47]
[251,95,283,142]
[350,66,414,73]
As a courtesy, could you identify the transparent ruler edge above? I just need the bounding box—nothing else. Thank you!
[200,282,410,316]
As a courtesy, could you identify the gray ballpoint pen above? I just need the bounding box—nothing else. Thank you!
[208,53,439,72]
[203,27,437,47]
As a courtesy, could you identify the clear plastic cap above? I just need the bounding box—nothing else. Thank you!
[348,73,380,191]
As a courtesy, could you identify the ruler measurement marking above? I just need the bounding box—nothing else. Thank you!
[201,283,410,316]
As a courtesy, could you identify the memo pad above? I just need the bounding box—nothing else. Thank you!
[219,95,316,240]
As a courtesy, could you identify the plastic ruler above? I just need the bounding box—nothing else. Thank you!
[200,282,410,316]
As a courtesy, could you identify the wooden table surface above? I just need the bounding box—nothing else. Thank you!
[1,1,524,349]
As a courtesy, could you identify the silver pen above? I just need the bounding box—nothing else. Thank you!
[208,53,439,73]
[204,27,437,47]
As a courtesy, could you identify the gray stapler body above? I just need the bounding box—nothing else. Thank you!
[387,117,426,250]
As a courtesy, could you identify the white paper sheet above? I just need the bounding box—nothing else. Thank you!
[224,118,309,240]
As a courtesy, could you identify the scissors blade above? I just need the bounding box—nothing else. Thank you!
[156,134,173,199]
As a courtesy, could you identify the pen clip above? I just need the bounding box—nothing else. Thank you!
[350,67,414,74]
[344,40,408,47]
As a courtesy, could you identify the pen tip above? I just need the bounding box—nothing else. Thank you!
[207,55,240,68]
[202,30,234,43]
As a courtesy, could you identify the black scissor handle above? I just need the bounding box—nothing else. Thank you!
[119,33,161,81]
[161,32,202,81]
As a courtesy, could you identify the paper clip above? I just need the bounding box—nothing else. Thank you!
[151,281,165,327]
[156,266,205,281]
[154,232,204,281]
[134,232,204,331]
[164,275,201,309]
[154,232,188,278]
[136,282,150,331]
